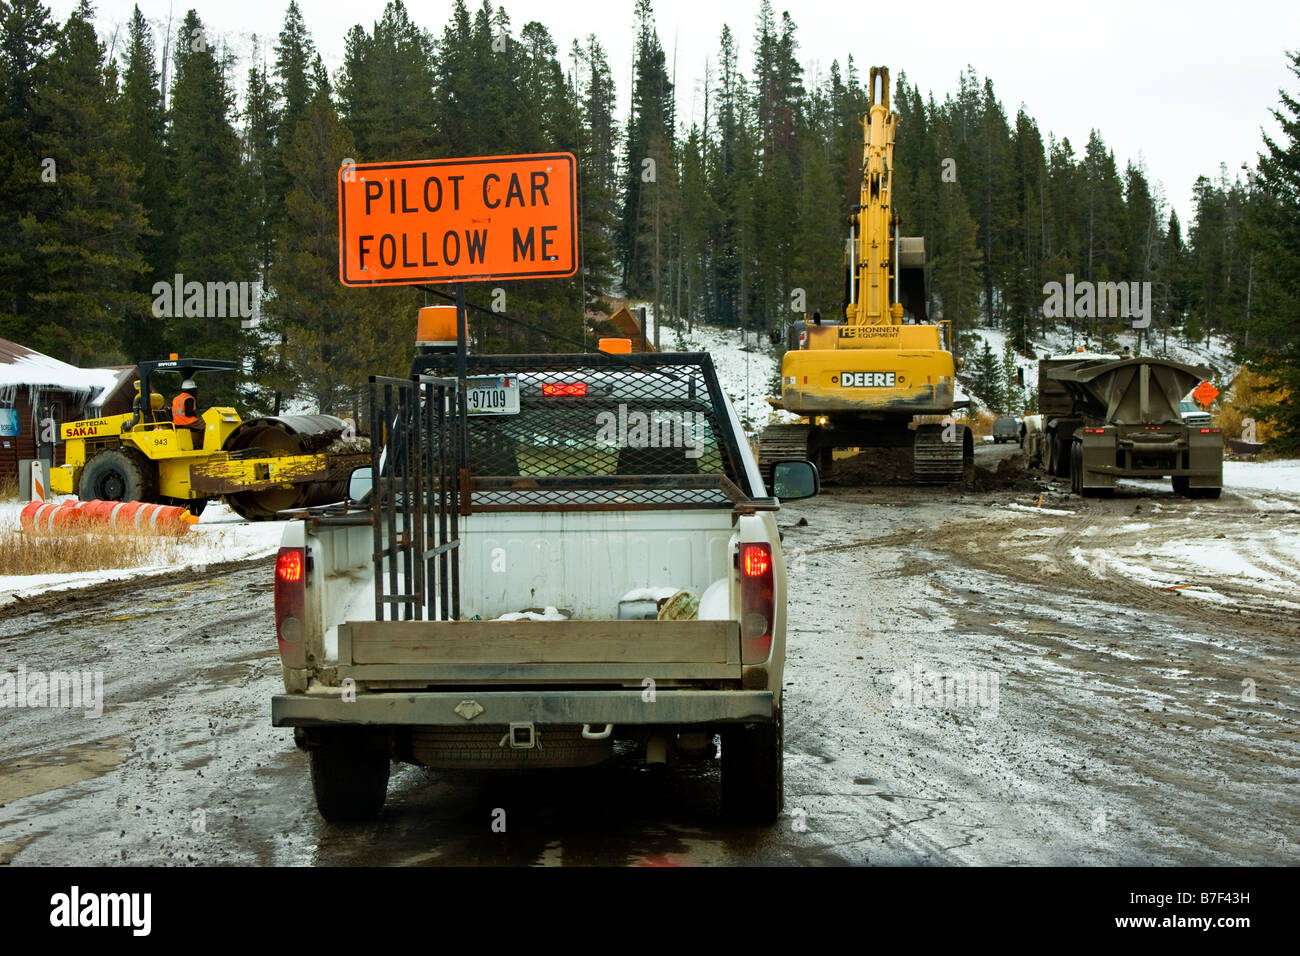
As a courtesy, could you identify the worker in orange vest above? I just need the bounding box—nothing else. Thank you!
[172,378,204,449]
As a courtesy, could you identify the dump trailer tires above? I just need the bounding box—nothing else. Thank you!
[1188,486,1222,500]
[1048,433,1072,478]
[78,448,157,504]
[310,733,390,822]
[1172,476,1189,496]
[721,706,783,824]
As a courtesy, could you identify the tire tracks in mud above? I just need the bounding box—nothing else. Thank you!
[953,494,1300,641]
[0,555,274,624]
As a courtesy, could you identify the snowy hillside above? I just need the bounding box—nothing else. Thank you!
[623,303,797,434]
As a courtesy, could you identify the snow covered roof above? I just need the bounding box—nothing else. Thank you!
[0,338,122,405]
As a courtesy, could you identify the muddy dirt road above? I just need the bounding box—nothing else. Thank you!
[1,445,1296,865]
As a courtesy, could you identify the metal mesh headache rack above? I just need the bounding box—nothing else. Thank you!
[410,351,758,511]
[365,352,767,621]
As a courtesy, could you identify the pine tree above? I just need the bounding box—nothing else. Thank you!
[165,9,256,399]
[1001,340,1022,413]
[1239,49,1300,451]
[618,0,674,300]
[339,0,435,160]
[20,0,147,364]
[965,338,1004,412]
[0,0,59,341]
[265,58,410,414]
[119,4,168,361]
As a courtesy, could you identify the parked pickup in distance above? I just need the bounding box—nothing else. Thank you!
[270,352,818,824]
[1179,400,1212,427]
[992,416,1020,444]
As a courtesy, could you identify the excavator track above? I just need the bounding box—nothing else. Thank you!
[758,424,813,480]
[912,423,971,484]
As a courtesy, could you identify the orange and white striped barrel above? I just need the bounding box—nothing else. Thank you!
[19,499,198,535]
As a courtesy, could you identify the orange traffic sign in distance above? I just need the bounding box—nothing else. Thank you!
[338,152,577,286]
[1192,380,1219,407]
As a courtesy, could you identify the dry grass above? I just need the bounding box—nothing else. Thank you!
[958,409,999,439]
[0,525,195,576]
[0,476,17,501]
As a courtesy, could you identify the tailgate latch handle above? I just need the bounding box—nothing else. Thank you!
[582,723,613,740]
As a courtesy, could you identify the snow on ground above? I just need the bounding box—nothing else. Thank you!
[1222,459,1300,494]
[0,498,286,606]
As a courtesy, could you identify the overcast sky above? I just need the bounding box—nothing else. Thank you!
[54,0,1300,224]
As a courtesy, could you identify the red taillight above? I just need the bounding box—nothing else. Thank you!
[1200,428,1220,434]
[542,382,587,397]
[739,543,774,665]
[277,549,303,582]
[742,544,771,577]
[274,547,307,668]
[1084,427,1106,435]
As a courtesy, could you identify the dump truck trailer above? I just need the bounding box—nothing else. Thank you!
[1032,353,1222,498]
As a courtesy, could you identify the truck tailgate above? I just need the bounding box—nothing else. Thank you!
[336,618,742,682]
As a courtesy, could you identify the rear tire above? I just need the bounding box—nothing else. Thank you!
[1188,486,1222,500]
[1171,476,1190,497]
[722,706,783,824]
[78,448,156,503]
[310,736,390,822]
[1053,437,1071,478]
[1070,440,1083,496]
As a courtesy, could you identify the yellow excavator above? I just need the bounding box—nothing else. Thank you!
[760,66,971,484]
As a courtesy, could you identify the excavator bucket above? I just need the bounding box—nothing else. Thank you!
[896,236,927,323]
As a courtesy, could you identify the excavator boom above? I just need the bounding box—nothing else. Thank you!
[761,65,969,485]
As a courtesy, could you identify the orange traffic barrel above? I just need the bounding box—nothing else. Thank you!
[19,499,198,535]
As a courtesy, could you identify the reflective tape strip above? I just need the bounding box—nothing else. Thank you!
[109,501,126,530]
[150,506,162,530]
[134,505,147,527]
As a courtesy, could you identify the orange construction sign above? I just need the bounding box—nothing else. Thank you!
[338,152,577,286]
[1192,380,1219,407]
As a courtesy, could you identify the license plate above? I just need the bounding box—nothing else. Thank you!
[466,376,520,415]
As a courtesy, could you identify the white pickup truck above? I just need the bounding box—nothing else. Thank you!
[270,352,817,823]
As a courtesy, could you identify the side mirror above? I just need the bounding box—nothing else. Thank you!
[348,466,372,503]
[771,459,819,500]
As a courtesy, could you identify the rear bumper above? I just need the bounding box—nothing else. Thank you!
[272,689,774,728]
